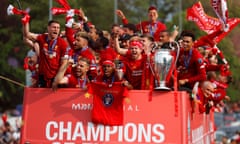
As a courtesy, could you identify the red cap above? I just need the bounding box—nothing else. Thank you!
[101,53,115,67]
[103,60,115,67]
[148,6,157,11]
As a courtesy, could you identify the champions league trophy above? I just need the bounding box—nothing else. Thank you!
[117,68,124,80]
[115,59,124,80]
[153,42,179,90]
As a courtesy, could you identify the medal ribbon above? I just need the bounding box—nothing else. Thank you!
[184,49,192,69]
[78,77,87,88]
[46,36,58,55]
[149,22,158,36]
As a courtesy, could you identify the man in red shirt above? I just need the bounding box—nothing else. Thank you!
[177,31,207,90]
[23,19,70,89]
[114,34,148,89]
[57,57,90,89]
[116,6,167,41]
[193,81,215,114]
[96,55,132,89]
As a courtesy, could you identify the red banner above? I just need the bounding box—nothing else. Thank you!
[20,88,215,143]
[187,1,221,34]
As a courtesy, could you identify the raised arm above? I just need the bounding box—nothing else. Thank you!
[113,33,128,55]
[169,25,179,42]
[21,14,40,55]
[116,9,128,25]
[22,15,38,42]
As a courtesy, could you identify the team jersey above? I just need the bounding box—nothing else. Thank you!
[37,34,69,79]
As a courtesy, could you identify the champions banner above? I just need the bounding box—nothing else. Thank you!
[20,88,215,143]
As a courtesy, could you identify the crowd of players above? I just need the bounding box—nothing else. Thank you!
[6,3,233,118]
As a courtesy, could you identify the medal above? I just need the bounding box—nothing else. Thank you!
[53,52,56,57]
[46,36,58,59]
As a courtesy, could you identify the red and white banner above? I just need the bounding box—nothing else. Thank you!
[187,1,221,34]
[194,18,240,47]
[211,0,228,28]
[20,88,215,143]
[188,1,240,46]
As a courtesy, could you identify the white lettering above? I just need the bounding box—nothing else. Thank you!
[72,103,92,110]
[59,122,72,140]
[117,126,123,141]
[87,122,104,141]
[105,126,118,141]
[152,124,165,143]
[124,123,137,142]
[72,122,86,141]
[123,105,140,111]
[46,121,58,140]
[45,121,165,143]
[138,124,151,142]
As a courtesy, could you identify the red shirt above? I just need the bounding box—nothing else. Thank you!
[177,48,207,88]
[211,89,226,104]
[65,27,96,64]
[123,51,147,89]
[66,74,88,88]
[37,34,69,79]
[196,87,208,113]
[98,46,118,65]
[122,18,166,41]
[89,82,128,126]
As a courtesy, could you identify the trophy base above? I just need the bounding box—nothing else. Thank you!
[154,86,171,91]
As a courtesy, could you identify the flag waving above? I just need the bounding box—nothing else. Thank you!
[188,1,240,45]
[194,18,240,47]
[211,0,229,31]
[55,0,71,9]
[187,1,221,34]
[88,82,129,126]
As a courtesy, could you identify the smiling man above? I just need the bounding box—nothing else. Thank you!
[177,30,207,90]
[116,6,166,41]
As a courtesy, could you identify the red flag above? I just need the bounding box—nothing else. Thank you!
[213,18,240,43]
[89,82,128,126]
[195,18,240,45]
[189,2,240,46]
[187,1,221,34]
[55,0,71,9]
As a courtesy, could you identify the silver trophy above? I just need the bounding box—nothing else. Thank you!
[153,49,174,90]
[117,68,124,80]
